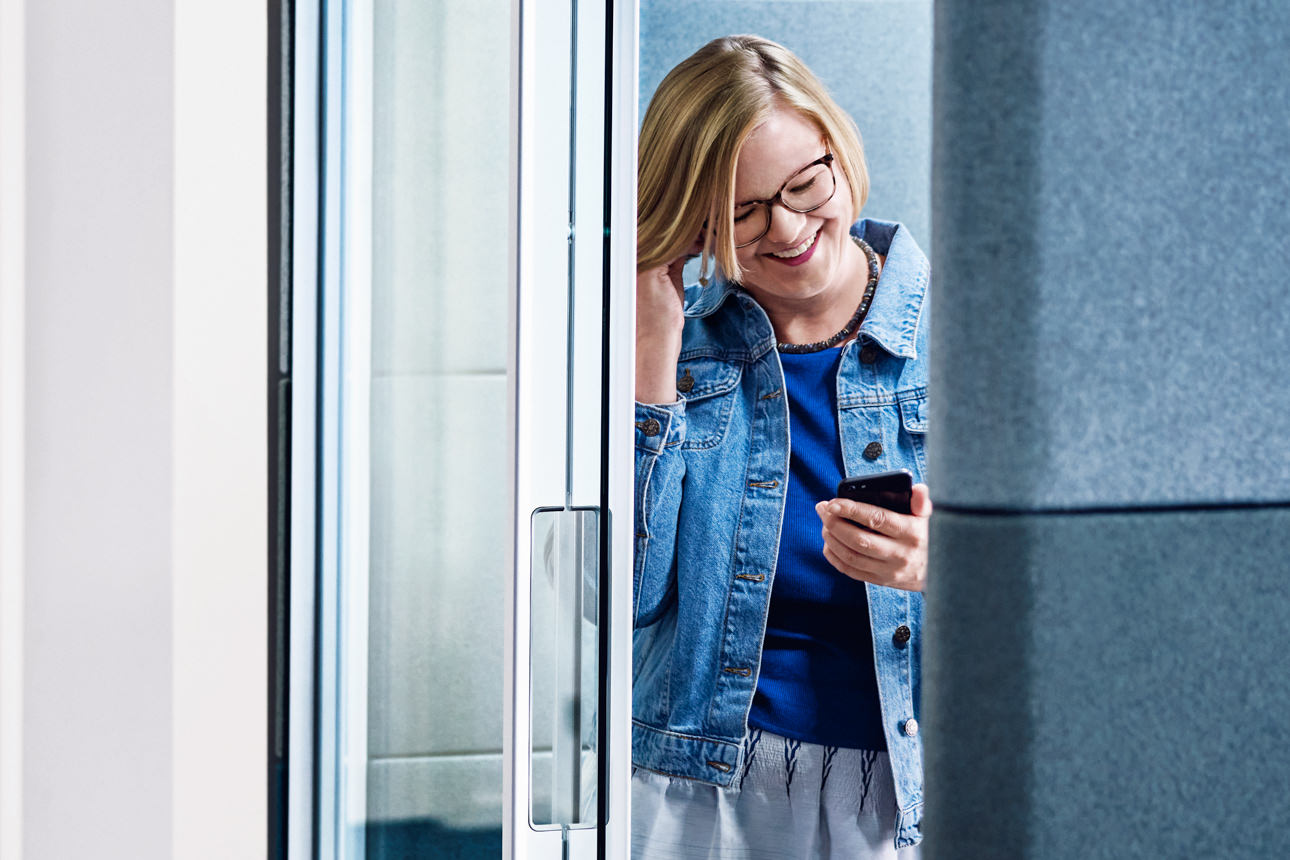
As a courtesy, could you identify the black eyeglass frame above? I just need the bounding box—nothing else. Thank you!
[731,152,837,248]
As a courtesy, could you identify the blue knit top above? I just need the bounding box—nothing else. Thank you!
[747,346,887,751]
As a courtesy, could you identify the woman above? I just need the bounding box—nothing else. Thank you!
[632,36,930,858]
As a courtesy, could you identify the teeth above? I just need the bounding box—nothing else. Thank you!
[771,232,816,258]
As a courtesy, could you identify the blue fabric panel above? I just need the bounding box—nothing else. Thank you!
[931,0,1290,509]
[640,0,933,246]
[925,508,1290,858]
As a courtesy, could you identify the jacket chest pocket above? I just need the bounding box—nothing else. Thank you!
[838,392,928,480]
[677,357,742,451]
[897,394,928,478]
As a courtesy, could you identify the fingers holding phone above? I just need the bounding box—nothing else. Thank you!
[816,470,932,592]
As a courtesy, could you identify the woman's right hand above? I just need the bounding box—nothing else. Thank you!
[635,249,697,404]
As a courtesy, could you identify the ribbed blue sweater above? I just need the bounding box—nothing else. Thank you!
[747,346,887,751]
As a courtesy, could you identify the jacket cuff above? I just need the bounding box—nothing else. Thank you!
[634,401,685,454]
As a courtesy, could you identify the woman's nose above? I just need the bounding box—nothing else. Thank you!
[764,202,808,244]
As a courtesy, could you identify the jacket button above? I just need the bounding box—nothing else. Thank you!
[859,345,879,364]
[637,418,660,437]
[893,625,911,646]
[863,441,883,460]
[903,718,919,738]
[677,369,695,393]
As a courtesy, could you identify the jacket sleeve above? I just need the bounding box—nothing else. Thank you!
[633,399,687,626]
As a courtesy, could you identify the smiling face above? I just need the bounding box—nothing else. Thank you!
[731,108,865,312]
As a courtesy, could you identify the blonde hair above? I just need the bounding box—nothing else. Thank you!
[637,35,868,283]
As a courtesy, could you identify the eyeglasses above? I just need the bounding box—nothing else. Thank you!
[732,153,837,248]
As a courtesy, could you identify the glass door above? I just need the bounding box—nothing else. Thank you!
[287,0,637,857]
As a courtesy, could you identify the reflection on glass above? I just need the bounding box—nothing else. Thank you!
[362,0,511,855]
[529,509,599,828]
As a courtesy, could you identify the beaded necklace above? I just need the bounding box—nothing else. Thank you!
[776,235,880,354]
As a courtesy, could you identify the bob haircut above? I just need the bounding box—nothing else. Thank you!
[637,35,869,284]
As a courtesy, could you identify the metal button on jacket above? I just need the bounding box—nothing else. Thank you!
[859,344,879,364]
[863,441,883,460]
[903,718,919,738]
[637,418,660,437]
[677,369,695,393]
[893,625,911,646]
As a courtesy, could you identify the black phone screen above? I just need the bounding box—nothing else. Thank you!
[835,469,914,515]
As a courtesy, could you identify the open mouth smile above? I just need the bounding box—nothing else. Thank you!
[766,230,819,267]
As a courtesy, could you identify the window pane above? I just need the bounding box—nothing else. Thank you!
[365,0,512,855]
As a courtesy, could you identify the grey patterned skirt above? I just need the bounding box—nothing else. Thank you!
[631,729,922,859]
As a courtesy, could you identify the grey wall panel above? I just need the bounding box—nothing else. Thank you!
[926,508,1290,858]
[367,375,511,756]
[931,0,1290,510]
[641,0,934,246]
[366,0,512,784]
[371,0,511,378]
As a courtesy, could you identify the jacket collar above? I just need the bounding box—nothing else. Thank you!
[853,220,929,360]
[683,219,930,360]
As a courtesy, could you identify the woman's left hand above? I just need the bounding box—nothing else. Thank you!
[814,484,932,592]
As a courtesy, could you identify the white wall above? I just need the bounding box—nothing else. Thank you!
[172,1,268,856]
[0,1,266,857]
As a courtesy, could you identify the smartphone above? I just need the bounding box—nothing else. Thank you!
[836,469,914,515]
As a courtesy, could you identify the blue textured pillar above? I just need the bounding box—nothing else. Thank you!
[927,1,1290,857]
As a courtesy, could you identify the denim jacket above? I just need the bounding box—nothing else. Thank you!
[632,220,929,849]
